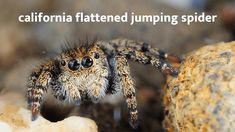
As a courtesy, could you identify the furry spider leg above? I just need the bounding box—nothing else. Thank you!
[27,61,54,121]
[115,47,178,76]
[113,55,139,129]
[108,39,182,63]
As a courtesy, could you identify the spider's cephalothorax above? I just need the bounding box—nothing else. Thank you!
[27,39,181,129]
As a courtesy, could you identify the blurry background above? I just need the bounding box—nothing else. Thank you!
[0,0,235,131]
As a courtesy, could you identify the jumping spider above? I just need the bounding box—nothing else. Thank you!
[27,38,181,129]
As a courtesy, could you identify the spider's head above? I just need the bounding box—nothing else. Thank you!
[57,42,106,74]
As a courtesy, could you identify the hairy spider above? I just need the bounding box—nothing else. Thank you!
[27,38,181,129]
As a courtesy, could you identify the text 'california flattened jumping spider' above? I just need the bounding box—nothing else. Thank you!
[27,38,181,129]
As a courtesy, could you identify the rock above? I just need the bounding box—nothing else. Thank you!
[163,41,235,132]
[0,122,12,132]
[0,92,98,132]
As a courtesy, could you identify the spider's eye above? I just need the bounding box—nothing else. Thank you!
[68,59,80,71]
[61,60,66,66]
[94,53,100,59]
[81,56,93,68]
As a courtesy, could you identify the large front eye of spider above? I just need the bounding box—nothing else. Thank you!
[68,59,80,71]
[81,56,93,68]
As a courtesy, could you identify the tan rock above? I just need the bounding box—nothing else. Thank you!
[0,92,98,132]
[163,41,235,132]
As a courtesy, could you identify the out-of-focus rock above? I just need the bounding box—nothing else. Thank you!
[0,92,98,132]
[163,41,235,131]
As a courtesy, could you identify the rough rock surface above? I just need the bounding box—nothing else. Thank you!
[163,41,235,132]
[0,92,98,132]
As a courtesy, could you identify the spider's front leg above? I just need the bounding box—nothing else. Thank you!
[115,56,139,129]
[27,63,52,120]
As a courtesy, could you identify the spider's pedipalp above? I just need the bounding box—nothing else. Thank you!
[50,80,82,104]
[87,75,109,103]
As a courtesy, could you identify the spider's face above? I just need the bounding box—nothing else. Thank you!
[58,44,106,75]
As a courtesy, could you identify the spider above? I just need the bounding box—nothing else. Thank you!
[27,38,181,129]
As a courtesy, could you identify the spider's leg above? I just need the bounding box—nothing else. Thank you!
[114,56,139,129]
[116,47,178,76]
[149,48,182,63]
[27,70,51,120]
[27,62,54,121]
[109,39,182,63]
